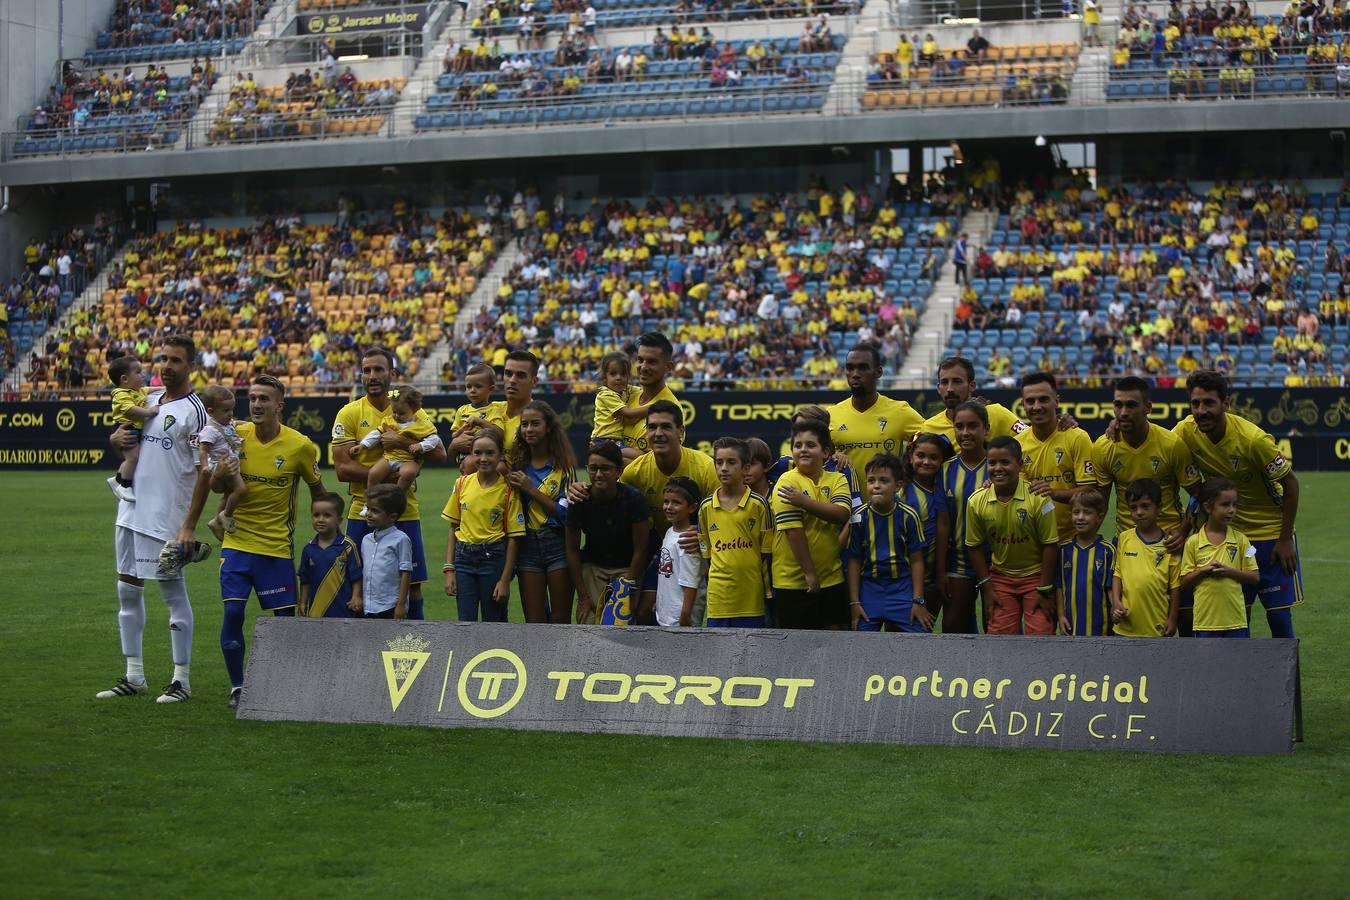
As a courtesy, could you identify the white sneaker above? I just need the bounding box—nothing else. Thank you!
[155,681,192,704]
[107,476,136,502]
[96,676,148,699]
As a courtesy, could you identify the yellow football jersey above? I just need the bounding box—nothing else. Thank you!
[224,423,322,559]
[441,472,526,544]
[1182,525,1258,631]
[915,401,1022,443]
[331,395,422,521]
[828,394,924,476]
[1173,413,1291,541]
[1017,426,1095,543]
[964,481,1058,577]
[1091,423,1200,536]
[621,384,679,451]
[620,446,718,535]
[771,468,852,589]
[698,487,772,619]
[591,385,639,441]
[1113,528,1181,638]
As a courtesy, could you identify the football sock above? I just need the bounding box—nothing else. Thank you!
[273,607,294,618]
[116,474,133,487]
[126,656,145,683]
[221,599,247,689]
[1266,608,1295,639]
[173,664,191,690]
[117,581,146,661]
[160,577,194,668]
[408,590,424,620]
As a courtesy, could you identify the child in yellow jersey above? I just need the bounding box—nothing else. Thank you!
[772,419,853,630]
[1180,478,1259,638]
[106,355,159,502]
[441,426,524,622]
[1112,479,1182,637]
[590,351,644,460]
[360,385,440,508]
[966,436,1060,636]
[451,363,503,472]
[698,438,772,628]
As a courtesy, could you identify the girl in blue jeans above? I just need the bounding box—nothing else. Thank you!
[441,426,524,622]
[506,400,577,624]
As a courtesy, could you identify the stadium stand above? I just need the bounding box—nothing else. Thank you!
[1106,10,1350,101]
[863,33,1080,109]
[13,60,218,156]
[2,222,121,382]
[418,26,844,129]
[86,0,271,64]
[17,207,500,398]
[463,0,861,38]
[457,188,950,388]
[208,69,406,143]
[945,179,1350,388]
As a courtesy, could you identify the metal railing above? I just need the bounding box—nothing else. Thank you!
[5,62,1347,160]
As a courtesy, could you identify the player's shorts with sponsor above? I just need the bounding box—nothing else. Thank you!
[220,549,298,610]
[115,525,176,581]
[345,517,429,584]
[857,578,928,633]
[1245,536,1303,611]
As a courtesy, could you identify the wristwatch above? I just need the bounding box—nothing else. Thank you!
[914,597,926,607]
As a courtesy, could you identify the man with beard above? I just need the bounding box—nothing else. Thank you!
[913,356,1023,444]
[827,344,924,476]
[620,332,679,455]
[1173,370,1302,638]
[1015,372,1094,544]
[449,349,540,460]
[98,336,212,704]
[331,347,447,619]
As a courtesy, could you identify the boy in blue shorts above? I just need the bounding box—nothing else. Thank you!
[298,493,363,618]
[847,453,933,633]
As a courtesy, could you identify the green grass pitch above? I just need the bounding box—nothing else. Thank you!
[3,469,1349,897]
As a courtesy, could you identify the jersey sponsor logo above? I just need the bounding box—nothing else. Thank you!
[708,522,720,532]
[713,536,757,552]
[838,424,848,431]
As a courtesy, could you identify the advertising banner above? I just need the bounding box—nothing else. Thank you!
[4,389,1350,468]
[295,4,428,36]
[237,620,1301,755]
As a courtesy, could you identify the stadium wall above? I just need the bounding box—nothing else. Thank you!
[0,0,114,281]
[4,389,1349,470]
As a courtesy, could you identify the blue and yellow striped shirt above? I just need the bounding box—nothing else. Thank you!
[901,481,945,578]
[942,456,988,577]
[297,534,362,618]
[849,502,929,595]
[1058,536,1115,636]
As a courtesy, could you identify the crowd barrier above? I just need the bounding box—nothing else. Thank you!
[3,388,1349,469]
[237,619,1301,754]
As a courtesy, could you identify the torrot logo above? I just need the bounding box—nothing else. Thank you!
[452,649,527,719]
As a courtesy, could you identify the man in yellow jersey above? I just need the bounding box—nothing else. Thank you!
[1016,372,1094,543]
[488,349,539,456]
[828,343,923,475]
[1175,371,1301,638]
[965,436,1059,635]
[218,376,326,708]
[621,332,680,453]
[914,356,1023,444]
[331,347,447,619]
[1091,376,1201,552]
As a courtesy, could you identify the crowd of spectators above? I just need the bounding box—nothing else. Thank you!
[949,175,1350,387]
[449,181,950,390]
[28,60,216,135]
[104,0,271,48]
[19,204,498,396]
[866,31,1077,106]
[210,67,402,142]
[3,221,119,380]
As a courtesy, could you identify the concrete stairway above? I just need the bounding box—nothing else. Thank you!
[15,244,129,385]
[899,207,993,388]
[414,235,521,389]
